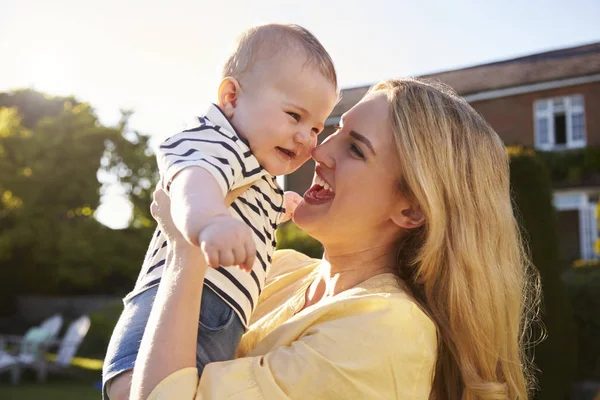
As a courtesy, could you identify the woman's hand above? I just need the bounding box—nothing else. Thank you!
[151,187,203,263]
[151,187,184,243]
[132,187,207,400]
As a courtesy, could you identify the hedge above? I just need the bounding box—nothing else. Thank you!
[510,152,578,399]
[276,221,323,259]
[563,263,600,381]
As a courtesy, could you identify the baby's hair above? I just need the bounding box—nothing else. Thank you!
[222,24,338,92]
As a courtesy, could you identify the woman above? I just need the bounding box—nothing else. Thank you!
[129,79,539,399]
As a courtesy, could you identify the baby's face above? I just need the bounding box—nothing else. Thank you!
[230,55,338,177]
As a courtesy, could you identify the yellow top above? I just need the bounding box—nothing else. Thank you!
[148,250,437,400]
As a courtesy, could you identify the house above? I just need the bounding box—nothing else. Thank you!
[283,41,600,263]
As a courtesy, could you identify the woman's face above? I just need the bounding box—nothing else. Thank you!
[293,92,410,252]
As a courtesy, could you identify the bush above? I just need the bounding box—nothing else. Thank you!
[509,153,577,399]
[77,301,123,360]
[537,147,600,187]
[276,222,323,259]
[563,263,600,381]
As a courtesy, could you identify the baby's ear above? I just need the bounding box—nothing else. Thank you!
[218,77,241,118]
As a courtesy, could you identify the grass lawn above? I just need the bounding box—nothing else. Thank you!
[0,355,102,399]
[0,380,100,400]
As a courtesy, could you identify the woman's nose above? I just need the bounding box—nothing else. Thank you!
[311,140,335,169]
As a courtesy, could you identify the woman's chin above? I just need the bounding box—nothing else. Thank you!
[292,201,326,231]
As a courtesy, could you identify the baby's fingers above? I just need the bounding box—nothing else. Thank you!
[219,248,236,268]
[201,244,221,268]
[231,245,247,269]
[240,240,256,272]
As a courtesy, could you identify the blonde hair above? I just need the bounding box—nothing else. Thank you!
[369,79,541,399]
[222,23,338,92]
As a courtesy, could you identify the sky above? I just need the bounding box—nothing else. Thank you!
[1,0,599,228]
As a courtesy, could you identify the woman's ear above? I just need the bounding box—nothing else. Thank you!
[391,199,425,230]
[217,77,241,118]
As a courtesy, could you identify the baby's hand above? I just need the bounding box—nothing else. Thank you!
[198,215,256,272]
[281,191,303,223]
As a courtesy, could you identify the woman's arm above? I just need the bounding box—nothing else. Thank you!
[130,189,209,400]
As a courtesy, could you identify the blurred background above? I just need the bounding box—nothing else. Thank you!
[0,0,599,398]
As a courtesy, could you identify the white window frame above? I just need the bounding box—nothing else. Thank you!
[553,192,599,261]
[534,94,586,151]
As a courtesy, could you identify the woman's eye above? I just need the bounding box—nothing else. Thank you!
[350,143,365,159]
[287,112,301,122]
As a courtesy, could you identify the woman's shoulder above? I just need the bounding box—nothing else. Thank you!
[380,292,437,347]
[309,280,437,356]
[289,285,437,397]
[345,286,434,330]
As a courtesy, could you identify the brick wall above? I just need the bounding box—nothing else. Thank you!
[471,81,600,147]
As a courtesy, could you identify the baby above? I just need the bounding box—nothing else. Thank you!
[103,23,339,400]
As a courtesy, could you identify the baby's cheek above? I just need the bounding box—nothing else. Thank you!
[298,156,310,167]
[298,150,313,165]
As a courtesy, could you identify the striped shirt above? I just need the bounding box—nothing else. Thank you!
[125,104,285,328]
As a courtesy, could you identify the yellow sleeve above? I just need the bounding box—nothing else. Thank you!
[147,368,199,400]
[149,297,437,399]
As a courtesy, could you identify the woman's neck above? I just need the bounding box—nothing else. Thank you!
[327,243,395,275]
[304,244,396,308]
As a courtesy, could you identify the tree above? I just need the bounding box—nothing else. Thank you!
[0,90,157,312]
[101,110,158,228]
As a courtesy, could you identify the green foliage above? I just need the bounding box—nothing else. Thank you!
[77,301,124,359]
[0,89,80,129]
[563,263,600,381]
[102,110,158,228]
[276,221,323,259]
[537,147,600,187]
[509,153,577,399]
[0,89,158,313]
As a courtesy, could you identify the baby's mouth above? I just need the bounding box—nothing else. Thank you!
[276,147,296,159]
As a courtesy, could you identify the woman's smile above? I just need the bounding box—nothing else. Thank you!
[303,169,335,205]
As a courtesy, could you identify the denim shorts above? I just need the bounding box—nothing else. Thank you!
[102,283,245,399]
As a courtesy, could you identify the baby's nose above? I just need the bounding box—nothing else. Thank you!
[294,127,314,146]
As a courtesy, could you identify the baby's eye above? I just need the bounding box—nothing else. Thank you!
[287,112,301,122]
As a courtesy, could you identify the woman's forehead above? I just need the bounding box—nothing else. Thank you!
[342,93,393,148]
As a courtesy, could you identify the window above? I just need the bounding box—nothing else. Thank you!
[534,95,586,150]
[553,192,599,261]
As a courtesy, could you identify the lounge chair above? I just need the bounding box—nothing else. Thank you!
[2,315,90,384]
[0,314,64,384]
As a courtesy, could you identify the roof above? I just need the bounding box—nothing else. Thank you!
[330,41,600,118]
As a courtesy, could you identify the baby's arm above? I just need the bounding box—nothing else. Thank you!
[169,167,256,271]
[156,115,268,271]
